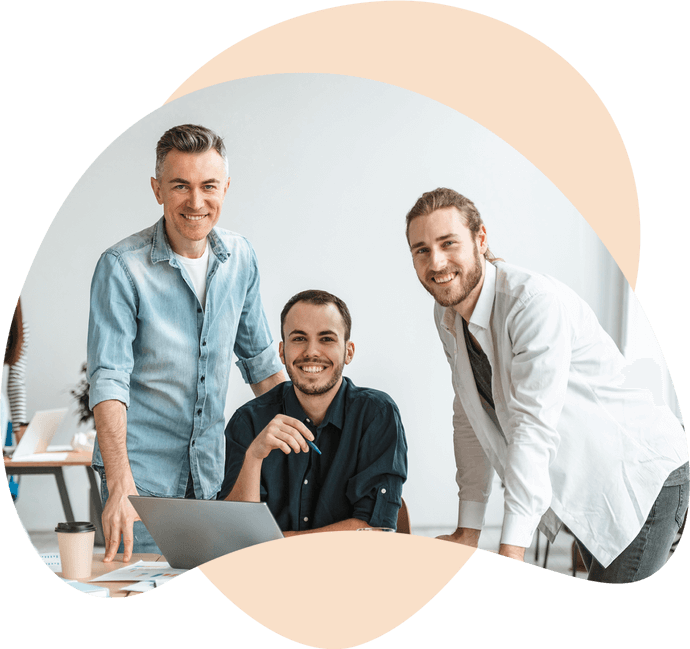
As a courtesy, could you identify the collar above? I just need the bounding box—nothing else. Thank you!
[440,259,497,332]
[282,377,349,431]
[469,259,496,330]
[150,216,230,264]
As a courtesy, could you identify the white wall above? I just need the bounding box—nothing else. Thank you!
[12,73,629,531]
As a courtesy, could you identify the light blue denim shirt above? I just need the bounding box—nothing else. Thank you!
[87,217,282,499]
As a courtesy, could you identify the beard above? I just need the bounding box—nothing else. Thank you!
[286,353,347,396]
[421,244,483,307]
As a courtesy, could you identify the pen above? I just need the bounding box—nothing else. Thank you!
[306,439,322,455]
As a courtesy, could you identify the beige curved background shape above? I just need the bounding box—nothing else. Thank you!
[173,2,640,647]
[200,533,475,648]
[167,1,639,287]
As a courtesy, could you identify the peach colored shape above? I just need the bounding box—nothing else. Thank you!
[200,532,475,649]
[166,2,639,287]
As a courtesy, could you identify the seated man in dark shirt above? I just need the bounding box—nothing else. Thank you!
[219,289,408,534]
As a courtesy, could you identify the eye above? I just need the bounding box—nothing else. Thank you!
[442,240,456,248]
[414,247,429,255]
[173,184,187,191]
[204,184,217,191]
[291,336,306,342]
[321,336,335,343]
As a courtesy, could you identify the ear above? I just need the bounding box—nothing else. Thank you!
[278,341,285,365]
[151,177,164,205]
[344,341,355,365]
[476,224,488,255]
[223,177,231,197]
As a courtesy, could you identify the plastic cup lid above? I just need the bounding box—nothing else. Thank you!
[55,521,96,533]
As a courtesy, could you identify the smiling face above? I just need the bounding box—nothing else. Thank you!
[279,301,355,398]
[408,206,487,318]
[150,148,230,258]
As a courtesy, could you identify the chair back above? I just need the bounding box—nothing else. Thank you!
[396,497,411,534]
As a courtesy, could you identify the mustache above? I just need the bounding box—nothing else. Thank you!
[295,355,332,364]
[427,266,461,280]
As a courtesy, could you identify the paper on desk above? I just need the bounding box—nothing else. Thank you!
[119,575,175,592]
[120,581,156,593]
[90,560,186,582]
[11,452,69,462]
[40,553,62,572]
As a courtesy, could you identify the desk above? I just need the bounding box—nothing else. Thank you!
[4,450,103,529]
[58,553,165,598]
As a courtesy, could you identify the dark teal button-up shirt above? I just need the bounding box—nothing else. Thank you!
[220,377,408,530]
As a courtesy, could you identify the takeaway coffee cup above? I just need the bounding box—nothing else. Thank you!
[55,521,96,579]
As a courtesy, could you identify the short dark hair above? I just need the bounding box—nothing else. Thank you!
[280,290,352,341]
[155,124,227,178]
[405,187,499,262]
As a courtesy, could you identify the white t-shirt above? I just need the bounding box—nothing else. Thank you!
[174,245,211,309]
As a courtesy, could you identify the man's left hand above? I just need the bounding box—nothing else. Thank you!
[498,544,525,561]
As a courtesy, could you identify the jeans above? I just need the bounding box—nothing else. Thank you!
[574,479,689,583]
[97,469,200,555]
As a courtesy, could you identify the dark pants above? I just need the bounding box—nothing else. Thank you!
[574,480,688,582]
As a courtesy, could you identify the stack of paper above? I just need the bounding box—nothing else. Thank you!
[62,578,110,597]
[89,560,187,593]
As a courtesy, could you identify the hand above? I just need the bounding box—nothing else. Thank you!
[436,527,481,548]
[498,544,525,561]
[247,414,314,460]
[102,483,140,563]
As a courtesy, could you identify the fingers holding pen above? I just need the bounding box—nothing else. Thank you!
[249,414,316,459]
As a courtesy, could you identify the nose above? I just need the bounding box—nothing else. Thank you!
[304,342,319,358]
[428,246,447,271]
[187,188,205,211]
[304,340,321,358]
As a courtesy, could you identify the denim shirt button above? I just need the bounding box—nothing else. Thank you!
[200,376,205,383]
[197,409,202,416]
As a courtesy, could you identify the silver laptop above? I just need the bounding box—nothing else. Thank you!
[129,495,284,569]
[11,407,68,459]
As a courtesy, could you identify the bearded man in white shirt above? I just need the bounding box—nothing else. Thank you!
[406,187,689,582]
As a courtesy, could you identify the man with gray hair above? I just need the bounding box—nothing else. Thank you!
[87,124,285,561]
[406,186,688,582]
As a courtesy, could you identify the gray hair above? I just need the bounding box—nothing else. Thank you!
[155,124,228,178]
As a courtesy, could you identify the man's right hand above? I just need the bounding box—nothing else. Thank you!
[247,414,315,461]
[436,527,481,548]
[93,400,139,561]
[102,483,141,563]
[226,415,316,503]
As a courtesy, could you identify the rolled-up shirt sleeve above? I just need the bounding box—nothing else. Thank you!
[233,245,283,385]
[87,251,138,409]
[346,401,408,529]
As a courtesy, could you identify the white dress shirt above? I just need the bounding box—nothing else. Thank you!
[435,260,688,567]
